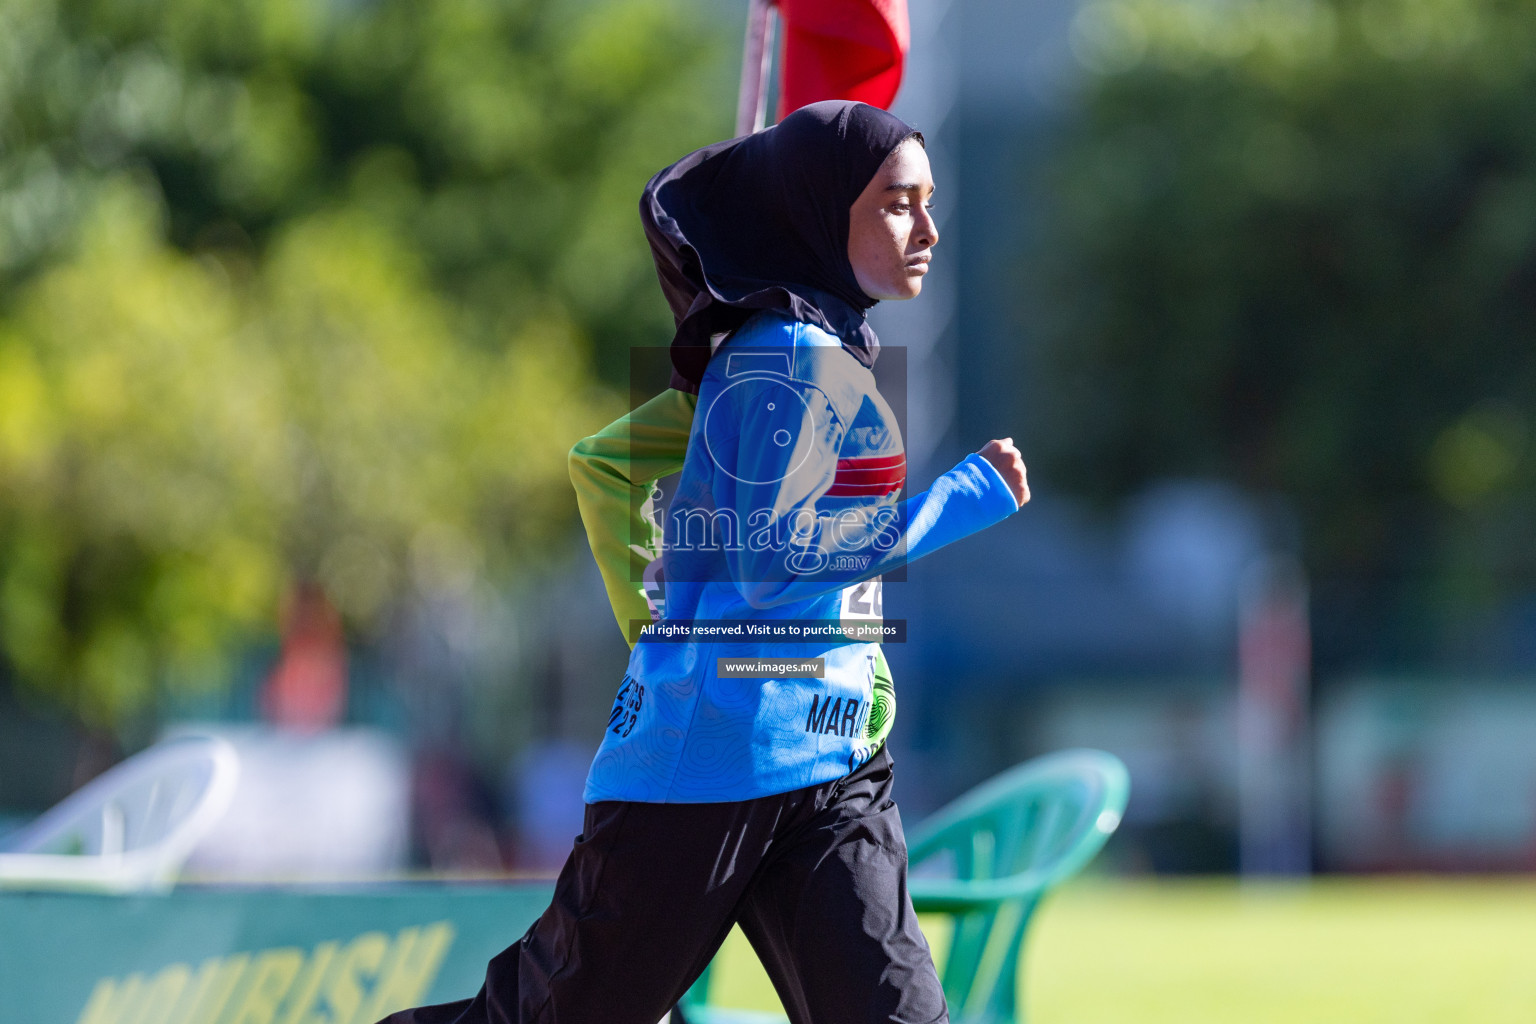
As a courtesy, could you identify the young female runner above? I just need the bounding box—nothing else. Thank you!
[383,99,1028,1024]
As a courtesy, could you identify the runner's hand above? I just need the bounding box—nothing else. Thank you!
[976,438,1029,507]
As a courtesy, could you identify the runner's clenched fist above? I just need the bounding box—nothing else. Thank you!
[976,438,1029,507]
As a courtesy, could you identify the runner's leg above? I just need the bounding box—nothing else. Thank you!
[379,796,786,1024]
[735,748,948,1024]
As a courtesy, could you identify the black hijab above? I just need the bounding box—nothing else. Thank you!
[640,100,923,393]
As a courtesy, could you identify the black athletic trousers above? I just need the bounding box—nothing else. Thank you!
[378,746,948,1024]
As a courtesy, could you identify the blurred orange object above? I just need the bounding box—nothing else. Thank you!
[261,583,348,732]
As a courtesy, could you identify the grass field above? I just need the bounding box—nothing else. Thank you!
[705,877,1536,1022]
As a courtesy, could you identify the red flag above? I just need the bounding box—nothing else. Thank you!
[774,0,910,118]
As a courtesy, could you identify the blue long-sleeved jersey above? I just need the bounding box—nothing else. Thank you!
[584,310,1019,803]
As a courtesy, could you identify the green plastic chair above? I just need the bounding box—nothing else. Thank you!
[906,748,1129,1023]
[677,748,1129,1024]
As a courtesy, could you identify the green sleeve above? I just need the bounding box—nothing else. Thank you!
[567,388,697,648]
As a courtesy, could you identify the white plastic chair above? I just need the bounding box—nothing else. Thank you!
[0,735,240,893]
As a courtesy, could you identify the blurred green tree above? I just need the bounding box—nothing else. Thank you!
[0,0,733,728]
[1033,0,1536,618]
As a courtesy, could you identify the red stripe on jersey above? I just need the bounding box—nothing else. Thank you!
[826,452,906,497]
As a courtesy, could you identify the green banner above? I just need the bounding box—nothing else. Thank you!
[0,882,556,1024]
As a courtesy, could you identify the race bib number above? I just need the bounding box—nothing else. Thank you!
[838,577,883,640]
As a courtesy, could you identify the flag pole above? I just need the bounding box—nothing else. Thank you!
[735,0,777,136]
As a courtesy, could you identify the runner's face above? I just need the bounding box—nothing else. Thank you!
[846,140,938,301]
